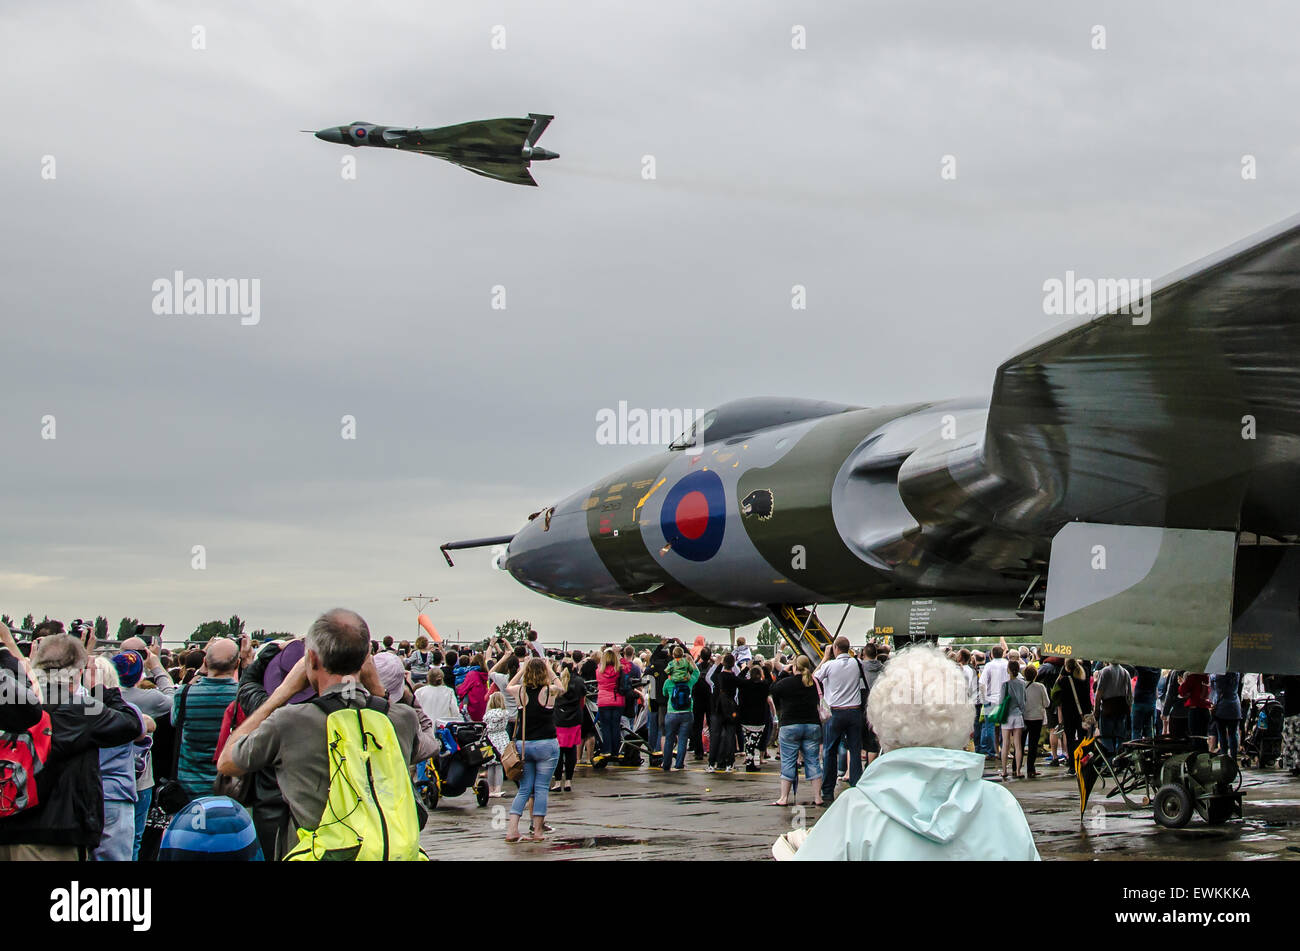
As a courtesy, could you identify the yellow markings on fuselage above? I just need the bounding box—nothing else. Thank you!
[635,477,667,512]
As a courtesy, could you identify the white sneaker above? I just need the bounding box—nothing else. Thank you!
[703,765,715,772]
[724,765,736,772]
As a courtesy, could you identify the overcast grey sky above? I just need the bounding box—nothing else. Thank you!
[4,1,1300,646]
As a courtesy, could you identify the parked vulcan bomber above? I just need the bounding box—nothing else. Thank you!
[442,212,1300,675]
[307,112,558,186]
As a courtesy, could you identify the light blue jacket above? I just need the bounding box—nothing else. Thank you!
[791,747,1040,861]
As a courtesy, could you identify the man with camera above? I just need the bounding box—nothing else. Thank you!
[0,627,147,861]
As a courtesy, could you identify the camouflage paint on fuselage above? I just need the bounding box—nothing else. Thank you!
[505,397,1038,626]
[735,405,923,602]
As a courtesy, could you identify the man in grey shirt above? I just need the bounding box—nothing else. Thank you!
[218,608,436,834]
[1096,660,1133,754]
[814,636,868,803]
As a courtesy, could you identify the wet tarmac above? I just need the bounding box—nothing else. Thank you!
[419,756,1300,861]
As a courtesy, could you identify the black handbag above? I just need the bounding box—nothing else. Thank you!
[855,659,872,731]
[153,684,193,815]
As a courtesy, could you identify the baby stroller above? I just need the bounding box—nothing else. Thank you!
[590,679,653,768]
[416,721,496,809]
[1241,694,1285,768]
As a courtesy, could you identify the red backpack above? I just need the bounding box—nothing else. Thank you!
[213,699,247,762]
[0,710,54,817]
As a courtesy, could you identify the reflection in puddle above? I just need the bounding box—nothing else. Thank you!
[548,835,651,851]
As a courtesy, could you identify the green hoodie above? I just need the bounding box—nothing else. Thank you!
[664,663,699,714]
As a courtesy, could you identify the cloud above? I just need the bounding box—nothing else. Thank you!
[2,1,1298,643]
[0,573,63,591]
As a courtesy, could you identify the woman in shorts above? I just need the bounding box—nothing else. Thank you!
[1000,659,1027,780]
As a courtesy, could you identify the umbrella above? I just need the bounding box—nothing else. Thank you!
[1074,735,1103,817]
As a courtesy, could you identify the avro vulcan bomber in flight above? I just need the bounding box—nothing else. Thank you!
[442,213,1300,675]
[307,112,559,185]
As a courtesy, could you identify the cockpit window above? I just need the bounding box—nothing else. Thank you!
[668,398,859,450]
[668,410,717,451]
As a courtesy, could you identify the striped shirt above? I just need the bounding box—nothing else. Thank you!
[177,676,238,796]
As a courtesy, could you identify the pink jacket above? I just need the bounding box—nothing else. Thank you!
[596,660,629,707]
[457,669,488,721]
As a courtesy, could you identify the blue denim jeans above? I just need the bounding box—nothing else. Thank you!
[821,708,862,800]
[980,708,999,755]
[1214,717,1240,759]
[662,712,693,768]
[132,786,153,861]
[1131,702,1156,740]
[598,705,622,756]
[779,723,823,782]
[510,738,561,819]
[647,704,664,752]
[1099,712,1129,753]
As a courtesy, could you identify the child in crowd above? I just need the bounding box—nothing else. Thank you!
[733,636,753,669]
[483,692,511,798]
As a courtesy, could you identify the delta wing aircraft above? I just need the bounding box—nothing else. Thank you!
[308,113,558,185]
[444,214,1300,673]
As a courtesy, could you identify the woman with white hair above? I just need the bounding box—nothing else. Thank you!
[85,656,155,861]
[779,644,1039,861]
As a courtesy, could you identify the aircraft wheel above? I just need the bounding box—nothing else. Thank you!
[476,780,490,807]
[1153,783,1193,829]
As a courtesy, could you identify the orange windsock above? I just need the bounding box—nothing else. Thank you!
[417,614,442,643]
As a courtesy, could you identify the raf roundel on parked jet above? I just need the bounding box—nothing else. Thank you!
[443,213,1300,676]
[306,112,558,186]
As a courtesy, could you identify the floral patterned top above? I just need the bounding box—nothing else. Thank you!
[484,707,511,755]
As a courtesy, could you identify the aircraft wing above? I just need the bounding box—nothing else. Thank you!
[407,117,535,153]
[413,149,537,185]
[982,211,1300,538]
[454,159,537,186]
[967,212,1300,672]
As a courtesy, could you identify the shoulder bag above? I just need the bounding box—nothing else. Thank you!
[499,686,526,783]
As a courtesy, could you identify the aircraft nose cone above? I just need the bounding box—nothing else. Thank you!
[504,499,625,605]
[315,127,344,143]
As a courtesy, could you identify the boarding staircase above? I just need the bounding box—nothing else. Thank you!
[766,604,837,662]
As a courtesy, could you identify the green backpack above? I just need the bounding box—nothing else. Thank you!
[285,694,427,862]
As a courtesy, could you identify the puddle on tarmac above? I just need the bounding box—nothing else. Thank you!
[546,835,653,851]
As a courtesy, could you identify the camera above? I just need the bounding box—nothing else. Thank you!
[70,619,92,640]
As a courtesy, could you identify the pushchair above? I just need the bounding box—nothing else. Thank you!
[589,679,655,768]
[416,721,496,809]
[1240,694,1284,768]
